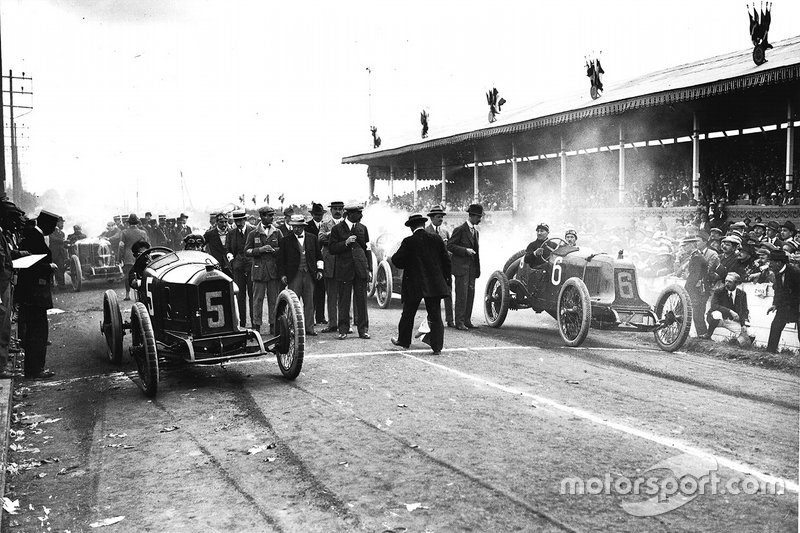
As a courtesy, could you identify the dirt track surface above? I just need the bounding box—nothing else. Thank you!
[3,283,798,532]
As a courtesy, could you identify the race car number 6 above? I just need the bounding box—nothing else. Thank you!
[551,257,563,285]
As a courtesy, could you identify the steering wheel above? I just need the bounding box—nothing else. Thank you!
[541,238,568,259]
[131,246,175,278]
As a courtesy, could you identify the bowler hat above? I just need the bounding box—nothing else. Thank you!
[781,220,796,233]
[427,204,446,217]
[258,205,275,216]
[179,213,189,220]
[128,213,140,225]
[767,221,780,231]
[289,214,307,226]
[466,204,484,216]
[328,201,345,208]
[770,249,788,262]
[310,202,326,215]
[404,213,428,227]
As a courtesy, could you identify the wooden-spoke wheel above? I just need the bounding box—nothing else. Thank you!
[274,289,305,379]
[484,271,510,328]
[557,277,591,347]
[653,284,692,352]
[130,302,159,397]
[102,289,124,364]
[375,260,393,309]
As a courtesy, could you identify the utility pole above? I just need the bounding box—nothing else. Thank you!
[0,13,5,195]
[4,70,33,204]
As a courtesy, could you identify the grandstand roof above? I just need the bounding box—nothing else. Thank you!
[343,35,800,167]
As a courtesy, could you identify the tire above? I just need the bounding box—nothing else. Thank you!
[70,255,82,292]
[375,260,393,309]
[503,250,526,278]
[366,253,379,298]
[752,44,766,66]
[274,289,305,379]
[130,302,159,397]
[653,284,693,352]
[557,277,591,347]
[102,289,124,364]
[484,271,510,328]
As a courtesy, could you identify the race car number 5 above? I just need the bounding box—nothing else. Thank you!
[551,257,563,285]
[205,291,225,328]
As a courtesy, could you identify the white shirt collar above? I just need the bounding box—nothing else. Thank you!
[346,220,355,231]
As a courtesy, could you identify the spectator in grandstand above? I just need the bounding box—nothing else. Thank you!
[779,220,796,242]
[752,221,766,242]
[766,249,800,353]
[764,221,782,246]
[719,235,742,279]
[704,272,751,346]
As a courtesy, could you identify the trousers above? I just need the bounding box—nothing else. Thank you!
[232,267,254,327]
[454,267,477,327]
[338,278,368,335]
[20,305,48,377]
[289,271,316,332]
[398,296,444,352]
[252,279,281,331]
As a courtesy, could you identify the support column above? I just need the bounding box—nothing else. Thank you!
[413,161,418,207]
[512,141,519,212]
[441,156,447,205]
[473,150,479,204]
[618,125,626,204]
[787,100,795,193]
[389,165,395,199]
[560,136,567,205]
[692,112,700,201]
[368,175,375,200]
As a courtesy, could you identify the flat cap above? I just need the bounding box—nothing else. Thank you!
[344,203,364,212]
[258,205,275,215]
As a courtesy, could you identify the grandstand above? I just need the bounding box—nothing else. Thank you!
[342,36,799,220]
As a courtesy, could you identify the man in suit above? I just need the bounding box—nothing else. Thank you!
[204,212,232,276]
[329,203,372,340]
[425,204,454,327]
[226,209,254,328]
[391,213,452,354]
[764,221,782,247]
[49,217,67,290]
[17,210,61,379]
[318,201,346,333]
[245,206,283,335]
[704,272,751,346]
[281,215,323,336]
[0,199,27,378]
[447,203,483,330]
[174,214,192,250]
[118,213,149,301]
[305,202,327,326]
[675,236,709,337]
[766,249,800,352]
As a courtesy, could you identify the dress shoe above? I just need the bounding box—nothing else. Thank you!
[390,337,409,349]
[307,330,318,336]
[348,328,354,334]
[431,350,441,355]
[446,322,455,328]
[321,326,337,333]
[337,333,347,340]
[359,333,370,339]
[455,323,469,331]
[316,319,328,325]
[699,333,713,340]
[30,370,55,379]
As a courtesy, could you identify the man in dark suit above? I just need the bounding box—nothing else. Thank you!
[49,217,67,290]
[447,203,483,330]
[676,236,709,337]
[391,213,452,354]
[281,215,323,336]
[226,209,254,328]
[766,249,800,352]
[17,210,61,379]
[425,204,454,327]
[704,272,751,346]
[204,212,232,276]
[329,203,372,340]
[305,202,327,326]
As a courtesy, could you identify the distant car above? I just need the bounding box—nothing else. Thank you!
[68,237,124,292]
[99,246,305,397]
[369,232,405,308]
[483,240,691,352]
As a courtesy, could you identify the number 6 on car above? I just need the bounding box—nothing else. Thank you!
[484,239,691,352]
[100,246,306,398]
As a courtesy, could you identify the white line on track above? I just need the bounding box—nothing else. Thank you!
[397,350,800,493]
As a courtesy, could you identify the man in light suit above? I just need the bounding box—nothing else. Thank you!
[245,206,284,335]
[447,203,483,330]
[704,272,751,346]
[281,215,323,336]
[226,209,254,328]
[391,213,451,354]
[425,204,454,327]
[329,203,372,340]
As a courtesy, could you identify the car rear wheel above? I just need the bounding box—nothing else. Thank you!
[484,271,510,328]
[653,284,692,352]
[70,255,82,292]
[130,302,158,397]
[274,289,304,379]
[366,253,379,298]
[102,289,124,364]
[503,250,526,278]
[375,260,392,309]
[557,277,591,347]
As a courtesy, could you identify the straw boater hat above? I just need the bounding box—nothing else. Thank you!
[344,203,364,212]
[232,209,247,220]
[289,214,307,226]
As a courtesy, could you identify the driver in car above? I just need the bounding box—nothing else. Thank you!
[524,223,550,268]
[564,228,578,247]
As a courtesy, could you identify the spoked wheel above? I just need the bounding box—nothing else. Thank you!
[653,284,692,352]
[557,277,591,347]
[590,85,600,100]
[752,44,766,66]
[70,255,82,292]
[130,302,159,397]
[274,289,305,379]
[503,250,526,278]
[375,260,393,309]
[102,289,124,364]
[366,253,379,298]
[484,271,510,328]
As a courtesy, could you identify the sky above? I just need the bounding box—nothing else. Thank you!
[1,0,798,232]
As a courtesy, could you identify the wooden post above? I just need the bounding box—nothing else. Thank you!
[413,161,418,207]
[787,100,795,193]
[692,112,700,201]
[560,136,567,205]
[441,156,447,205]
[618,124,626,204]
[389,165,395,199]
[512,140,519,212]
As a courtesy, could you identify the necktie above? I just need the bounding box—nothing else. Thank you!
[436,226,440,235]
[730,291,735,304]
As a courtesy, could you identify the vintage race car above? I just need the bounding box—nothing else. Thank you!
[68,237,124,292]
[369,232,405,308]
[99,246,305,397]
[483,240,691,352]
